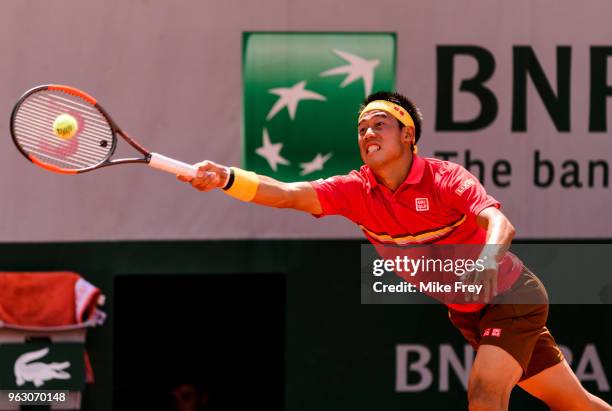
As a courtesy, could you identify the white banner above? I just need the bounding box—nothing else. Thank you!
[0,0,610,241]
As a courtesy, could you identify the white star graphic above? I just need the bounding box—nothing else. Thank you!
[255,128,290,172]
[266,81,326,121]
[320,49,380,97]
[299,152,332,176]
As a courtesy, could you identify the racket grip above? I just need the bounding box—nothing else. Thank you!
[148,152,198,178]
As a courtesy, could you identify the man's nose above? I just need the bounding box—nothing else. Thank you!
[363,127,377,139]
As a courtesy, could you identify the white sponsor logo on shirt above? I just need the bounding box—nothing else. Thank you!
[455,179,475,196]
[415,198,429,212]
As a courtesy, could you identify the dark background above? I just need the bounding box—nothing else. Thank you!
[0,240,609,410]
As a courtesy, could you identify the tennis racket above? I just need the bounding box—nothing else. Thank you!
[10,84,198,177]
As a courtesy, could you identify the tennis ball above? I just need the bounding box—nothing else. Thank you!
[53,113,78,140]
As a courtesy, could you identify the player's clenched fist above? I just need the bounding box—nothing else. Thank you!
[177,160,229,192]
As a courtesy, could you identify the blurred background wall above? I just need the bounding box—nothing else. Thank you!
[1,0,611,241]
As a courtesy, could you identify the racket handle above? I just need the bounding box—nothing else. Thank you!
[148,152,198,178]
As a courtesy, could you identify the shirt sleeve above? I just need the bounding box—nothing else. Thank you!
[439,163,500,217]
[309,173,362,219]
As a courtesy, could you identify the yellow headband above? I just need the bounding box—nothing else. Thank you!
[358,100,415,130]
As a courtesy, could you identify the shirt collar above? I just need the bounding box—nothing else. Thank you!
[363,164,379,190]
[362,155,426,191]
[404,154,426,185]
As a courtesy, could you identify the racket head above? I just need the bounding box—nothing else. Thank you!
[10,85,119,174]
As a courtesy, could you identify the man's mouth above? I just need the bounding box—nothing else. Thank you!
[366,144,381,154]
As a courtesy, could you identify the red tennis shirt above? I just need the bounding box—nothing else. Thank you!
[311,155,522,312]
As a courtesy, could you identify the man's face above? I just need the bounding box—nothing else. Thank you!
[357,110,412,168]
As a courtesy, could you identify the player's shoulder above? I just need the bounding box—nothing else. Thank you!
[318,169,362,183]
[313,167,369,190]
[422,157,466,177]
[421,157,477,192]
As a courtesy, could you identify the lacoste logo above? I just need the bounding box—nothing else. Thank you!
[14,347,71,387]
[415,198,429,212]
[455,179,475,196]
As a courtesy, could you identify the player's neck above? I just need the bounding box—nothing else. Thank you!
[374,154,413,192]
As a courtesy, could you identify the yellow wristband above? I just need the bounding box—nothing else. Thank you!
[222,167,260,202]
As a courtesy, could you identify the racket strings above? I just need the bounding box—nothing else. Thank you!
[12,90,114,170]
[15,109,110,156]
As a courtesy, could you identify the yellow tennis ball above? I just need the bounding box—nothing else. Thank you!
[53,113,78,140]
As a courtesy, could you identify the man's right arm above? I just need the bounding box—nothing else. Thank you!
[177,160,323,215]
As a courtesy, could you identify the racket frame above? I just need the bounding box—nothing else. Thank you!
[10,84,155,174]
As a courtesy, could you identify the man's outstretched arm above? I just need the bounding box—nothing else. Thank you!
[177,160,323,215]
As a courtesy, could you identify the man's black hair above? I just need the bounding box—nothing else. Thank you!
[358,91,423,143]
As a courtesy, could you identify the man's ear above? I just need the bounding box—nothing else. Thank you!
[403,126,415,144]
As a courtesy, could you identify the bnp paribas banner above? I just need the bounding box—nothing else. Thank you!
[242,33,395,181]
[4,6,612,242]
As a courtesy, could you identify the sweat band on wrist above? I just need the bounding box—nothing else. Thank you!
[221,166,232,189]
[222,167,259,202]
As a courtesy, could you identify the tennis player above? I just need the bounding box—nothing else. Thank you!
[179,92,610,411]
